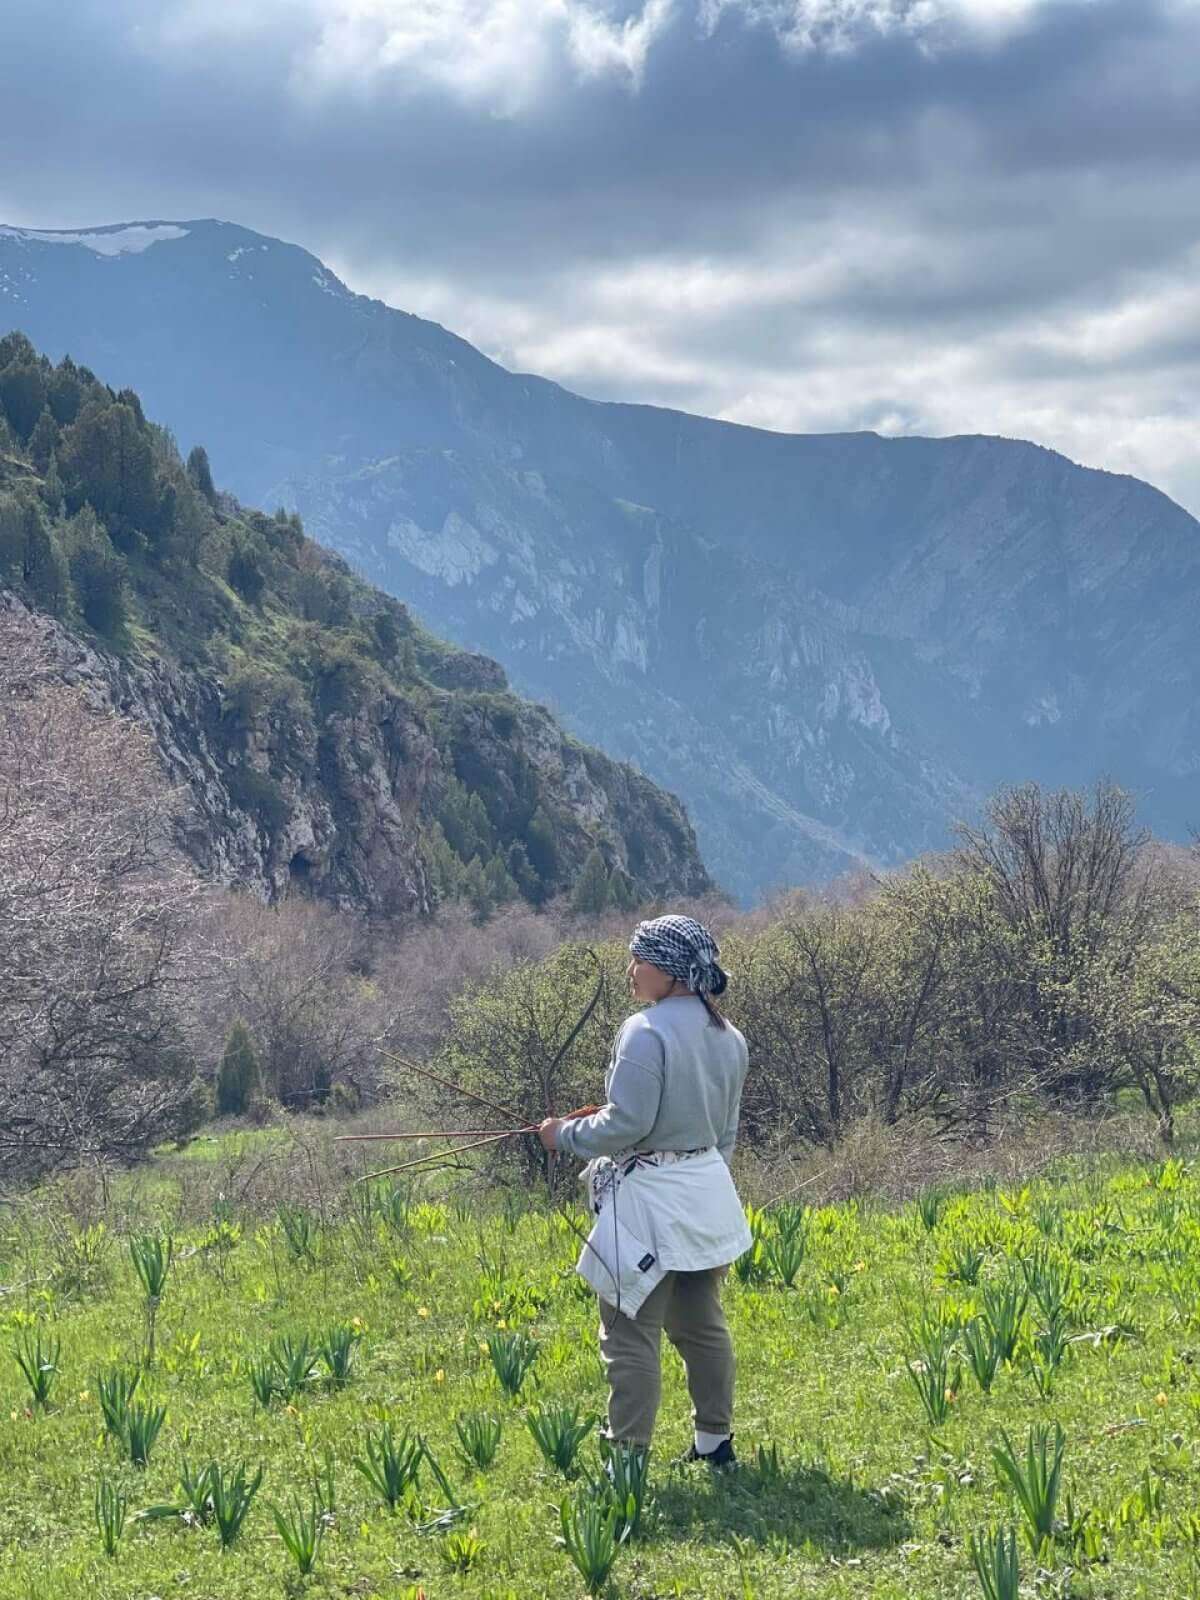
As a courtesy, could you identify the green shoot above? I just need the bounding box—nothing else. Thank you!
[992,1422,1066,1557]
[560,1494,619,1594]
[968,1524,1020,1600]
[277,1204,318,1265]
[269,1332,318,1398]
[248,1356,278,1409]
[486,1328,539,1397]
[963,1318,1002,1393]
[13,1328,60,1411]
[123,1399,167,1468]
[129,1233,173,1365]
[440,1527,485,1573]
[96,1366,141,1439]
[354,1422,423,1511]
[318,1322,359,1387]
[982,1278,1028,1365]
[455,1410,502,1471]
[94,1474,128,1558]
[527,1401,597,1477]
[272,1494,324,1575]
[209,1460,264,1548]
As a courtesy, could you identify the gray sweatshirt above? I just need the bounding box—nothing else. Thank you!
[556,995,750,1165]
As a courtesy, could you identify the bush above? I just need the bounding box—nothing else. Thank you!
[216,1021,261,1116]
[227,539,266,604]
[436,941,628,1181]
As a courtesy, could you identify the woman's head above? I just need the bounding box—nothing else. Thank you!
[626,914,729,1025]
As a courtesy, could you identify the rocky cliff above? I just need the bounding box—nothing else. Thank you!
[0,335,711,915]
[2,590,707,916]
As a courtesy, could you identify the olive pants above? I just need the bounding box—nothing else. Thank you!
[597,1267,734,1448]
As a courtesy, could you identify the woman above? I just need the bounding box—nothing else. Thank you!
[539,914,751,1465]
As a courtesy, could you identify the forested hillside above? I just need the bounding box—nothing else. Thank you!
[0,331,710,919]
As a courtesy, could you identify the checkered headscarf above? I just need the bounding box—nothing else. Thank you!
[629,915,728,997]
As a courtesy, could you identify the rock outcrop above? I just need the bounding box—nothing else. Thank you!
[2,590,710,915]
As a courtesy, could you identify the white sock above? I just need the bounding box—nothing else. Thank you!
[694,1429,729,1455]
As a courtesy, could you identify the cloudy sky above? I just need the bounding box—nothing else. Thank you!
[4,0,1200,509]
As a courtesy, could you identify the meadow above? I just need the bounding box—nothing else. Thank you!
[4,1131,1200,1600]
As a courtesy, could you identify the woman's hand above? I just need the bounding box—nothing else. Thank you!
[538,1117,564,1152]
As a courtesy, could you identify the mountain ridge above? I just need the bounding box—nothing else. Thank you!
[4,216,1198,900]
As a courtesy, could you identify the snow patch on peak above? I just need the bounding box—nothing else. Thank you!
[0,224,189,257]
[311,268,347,299]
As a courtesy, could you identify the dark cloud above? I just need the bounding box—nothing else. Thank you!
[2,0,1200,509]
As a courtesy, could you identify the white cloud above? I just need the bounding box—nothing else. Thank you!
[699,0,1079,52]
[343,198,1200,515]
[136,0,1082,113]
[11,0,1200,515]
[148,0,675,111]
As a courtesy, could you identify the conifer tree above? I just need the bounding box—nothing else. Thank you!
[0,361,47,441]
[46,359,83,426]
[41,453,65,517]
[27,408,59,474]
[462,855,493,922]
[59,400,161,547]
[484,851,518,906]
[425,826,466,901]
[21,501,69,615]
[571,847,612,914]
[506,839,540,901]
[0,331,36,371]
[216,1020,261,1116]
[465,791,495,857]
[0,494,24,580]
[608,870,640,914]
[524,806,560,897]
[67,507,127,636]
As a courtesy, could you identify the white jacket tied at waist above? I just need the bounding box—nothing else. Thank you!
[576,1148,753,1318]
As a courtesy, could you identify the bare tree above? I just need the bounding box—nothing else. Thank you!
[734,903,877,1148]
[954,780,1156,1102]
[205,896,394,1109]
[0,605,205,1183]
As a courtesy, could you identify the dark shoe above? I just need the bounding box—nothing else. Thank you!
[682,1435,737,1470]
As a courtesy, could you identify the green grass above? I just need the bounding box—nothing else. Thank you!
[4,1143,1200,1597]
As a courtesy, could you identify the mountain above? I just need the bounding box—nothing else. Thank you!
[4,218,1198,901]
[0,330,711,916]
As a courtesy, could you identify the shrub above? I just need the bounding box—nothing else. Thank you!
[216,1020,261,1116]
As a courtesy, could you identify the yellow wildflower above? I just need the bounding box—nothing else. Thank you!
[434,1369,445,1384]
[1156,1392,1169,1407]
[418,1306,430,1319]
